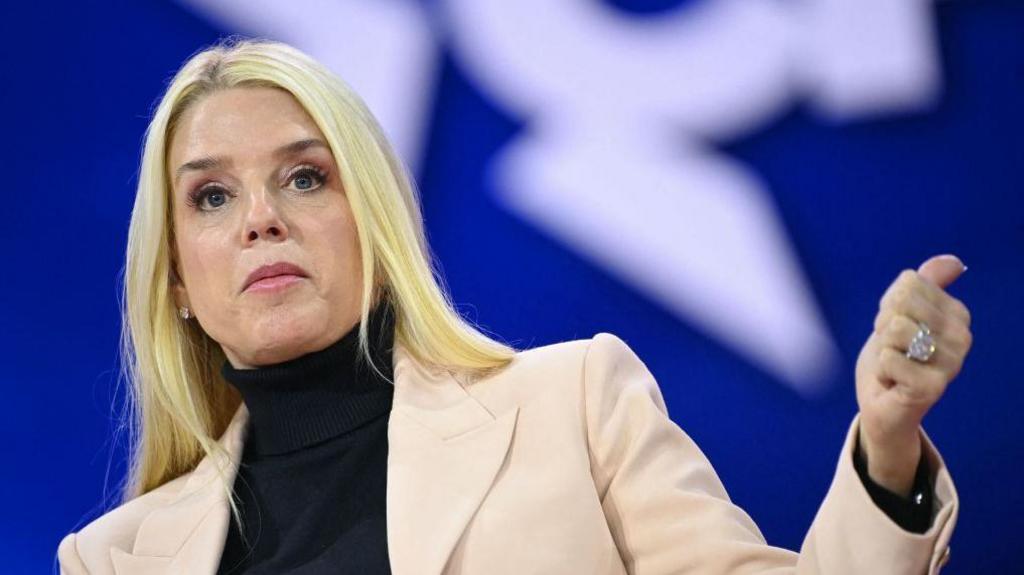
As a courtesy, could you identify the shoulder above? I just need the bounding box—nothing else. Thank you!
[464,331,650,410]
[56,472,192,573]
[507,331,646,386]
[494,331,636,375]
[472,331,636,383]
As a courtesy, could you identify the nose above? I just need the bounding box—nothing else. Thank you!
[243,186,289,244]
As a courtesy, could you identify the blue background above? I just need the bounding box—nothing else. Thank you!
[2,1,1020,572]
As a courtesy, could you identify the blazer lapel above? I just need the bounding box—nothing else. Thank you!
[112,340,518,575]
[111,401,250,574]
[387,344,519,575]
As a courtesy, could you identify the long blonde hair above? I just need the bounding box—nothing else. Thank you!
[116,37,517,516]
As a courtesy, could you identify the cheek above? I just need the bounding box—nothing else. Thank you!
[178,227,237,301]
[333,211,362,268]
[308,208,362,284]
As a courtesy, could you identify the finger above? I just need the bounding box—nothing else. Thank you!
[876,288,949,336]
[944,292,972,329]
[914,276,972,329]
[876,289,973,354]
[878,304,973,363]
[917,254,966,291]
[877,346,947,406]
[879,270,971,330]
[877,314,964,378]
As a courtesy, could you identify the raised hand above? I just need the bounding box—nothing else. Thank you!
[854,254,972,496]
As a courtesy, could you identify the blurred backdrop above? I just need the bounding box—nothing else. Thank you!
[1,0,1020,572]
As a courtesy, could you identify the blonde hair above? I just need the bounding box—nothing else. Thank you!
[116,37,517,520]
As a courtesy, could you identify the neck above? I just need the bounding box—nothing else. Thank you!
[220,300,396,456]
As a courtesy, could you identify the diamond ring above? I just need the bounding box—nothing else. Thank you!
[906,320,936,363]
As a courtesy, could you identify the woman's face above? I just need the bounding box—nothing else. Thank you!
[168,86,363,369]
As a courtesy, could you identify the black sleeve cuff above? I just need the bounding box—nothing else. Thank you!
[853,434,933,534]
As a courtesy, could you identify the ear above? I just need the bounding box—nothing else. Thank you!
[169,260,190,310]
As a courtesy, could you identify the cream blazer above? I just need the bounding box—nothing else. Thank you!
[57,332,958,574]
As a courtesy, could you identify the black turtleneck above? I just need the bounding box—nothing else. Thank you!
[215,299,396,574]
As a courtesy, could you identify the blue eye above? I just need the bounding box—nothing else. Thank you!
[205,190,227,207]
[187,186,231,212]
[288,166,326,192]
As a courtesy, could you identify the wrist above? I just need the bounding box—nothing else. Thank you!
[857,426,922,497]
[853,437,934,533]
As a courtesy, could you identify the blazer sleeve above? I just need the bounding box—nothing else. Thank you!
[582,332,959,575]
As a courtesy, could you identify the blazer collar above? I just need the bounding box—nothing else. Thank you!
[110,340,520,575]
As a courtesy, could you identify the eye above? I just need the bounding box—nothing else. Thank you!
[187,185,232,212]
[286,166,327,192]
[204,189,228,208]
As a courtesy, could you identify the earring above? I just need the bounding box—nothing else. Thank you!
[179,306,192,320]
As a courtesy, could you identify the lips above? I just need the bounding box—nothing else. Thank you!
[243,261,310,292]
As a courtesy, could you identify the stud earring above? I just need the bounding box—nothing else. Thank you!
[179,306,192,320]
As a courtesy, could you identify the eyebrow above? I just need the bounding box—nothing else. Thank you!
[173,138,330,184]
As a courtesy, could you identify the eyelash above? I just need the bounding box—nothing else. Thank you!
[185,165,329,212]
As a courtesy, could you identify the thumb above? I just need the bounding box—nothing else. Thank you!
[917,254,967,290]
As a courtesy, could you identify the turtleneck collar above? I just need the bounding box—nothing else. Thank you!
[221,299,397,457]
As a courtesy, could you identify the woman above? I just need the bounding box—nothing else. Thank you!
[57,38,969,574]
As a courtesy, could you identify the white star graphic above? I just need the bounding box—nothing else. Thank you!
[177,0,941,396]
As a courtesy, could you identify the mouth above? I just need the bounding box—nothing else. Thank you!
[243,261,310,294]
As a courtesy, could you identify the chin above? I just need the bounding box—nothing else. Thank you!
[244,307,332,364]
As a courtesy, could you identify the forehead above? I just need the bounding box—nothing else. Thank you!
[168,86,326,166]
